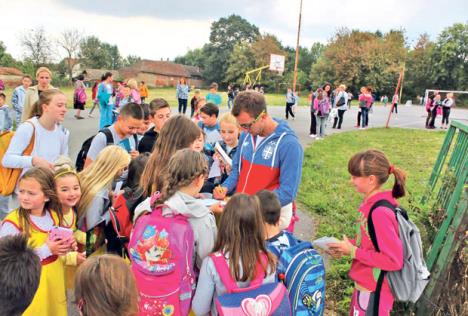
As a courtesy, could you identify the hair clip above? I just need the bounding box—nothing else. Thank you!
[389,165,395,174]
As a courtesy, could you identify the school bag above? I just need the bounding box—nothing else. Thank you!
[75,128,114,171]
[0,121,35,196]
[317,99,330,118]
[108,187,144,256]
[129,201,195,316]
[271,241,325,316]
[74,87,87,104]
[211,251,292,316]
[367,200,430,315]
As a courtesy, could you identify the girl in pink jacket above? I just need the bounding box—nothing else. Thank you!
[328,149,404,315]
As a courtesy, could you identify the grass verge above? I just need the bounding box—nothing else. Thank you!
[297,127,446,314]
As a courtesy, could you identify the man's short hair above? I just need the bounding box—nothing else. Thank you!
[210,82,218,90]
[120,102,144,120]
[0,235,41,316]
[148,98,170,116]
[256,190,281,225]
[200,102,219,118]
[232,91,267,118]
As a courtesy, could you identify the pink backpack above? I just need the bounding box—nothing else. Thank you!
[129,201,195,316]
[211,252,292,316]
[74,87,87,104]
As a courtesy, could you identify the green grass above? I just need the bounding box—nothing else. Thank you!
[1,86,312,107]
[297,127,446,314]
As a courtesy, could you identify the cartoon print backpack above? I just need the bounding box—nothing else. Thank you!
[129,199,195,316]
[211,252,292,316]
[74,86,87,104]
[273,241,325,316]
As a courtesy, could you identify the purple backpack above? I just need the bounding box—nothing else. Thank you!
[129,202,195,316]
[211,252,292,316]
[74,87,87,103]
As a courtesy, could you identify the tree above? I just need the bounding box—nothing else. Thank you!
[0,41,17,67]
[204,15,260,83]
[174,46,208,68]
[431,23,468,90]
[225,42,255,84]
[123,55,142,67]
[56,29,83,80]
[20,27,54,67]
[79,36,122,70]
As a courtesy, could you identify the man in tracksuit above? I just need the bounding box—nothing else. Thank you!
[214,91,304,230]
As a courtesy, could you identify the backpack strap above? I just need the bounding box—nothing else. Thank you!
[23,121,36,156]
[210,252,267,293]
[100,128,114,145]
[367,199,396,316]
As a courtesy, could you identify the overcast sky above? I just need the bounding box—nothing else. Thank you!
[0,0,466,62]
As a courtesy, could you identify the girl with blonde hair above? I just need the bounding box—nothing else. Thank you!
[77,145,130,254]
[21,67,56,122]
[75,254,138,316]
[126,78,141,104]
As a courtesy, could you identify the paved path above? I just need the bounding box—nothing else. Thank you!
[63,104,467,241]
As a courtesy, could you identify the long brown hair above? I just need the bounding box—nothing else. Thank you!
[139,115,202,197]
[28,89,64,119]
[74,254,138,316]
[348,149,406,198]
[154,149,207,206]
[213,194,276,282]
[17,167,62,236]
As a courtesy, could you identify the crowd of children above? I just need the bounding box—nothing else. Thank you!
[0,67,428,316]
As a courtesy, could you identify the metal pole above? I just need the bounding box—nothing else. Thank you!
[385,69,404,128]
[292,0,303,94]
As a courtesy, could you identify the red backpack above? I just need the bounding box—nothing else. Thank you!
[108,187,144,256]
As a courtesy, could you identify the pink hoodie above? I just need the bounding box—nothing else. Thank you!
[349,191,403,299]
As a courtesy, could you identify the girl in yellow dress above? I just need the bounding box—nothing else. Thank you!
[0,167,73,316]
[54,160,87,300]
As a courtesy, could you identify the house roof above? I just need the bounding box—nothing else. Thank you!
[0,67,24,76]
[183,65,202,78]
[82,69,120,81]
[124,60,194,77]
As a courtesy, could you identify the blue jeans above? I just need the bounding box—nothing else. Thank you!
[99,102,113,129]
[361,107,369,127]
[178,98,188,114]
[228,97,234,109]
[0,106,12,131]
[317,115,328,137]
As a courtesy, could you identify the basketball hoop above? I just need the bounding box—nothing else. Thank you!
[270,54,285,74]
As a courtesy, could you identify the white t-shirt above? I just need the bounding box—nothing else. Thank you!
[2,117,69,176]
[86,125,136,161]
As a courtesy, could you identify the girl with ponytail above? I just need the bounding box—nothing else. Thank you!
[328,149,405,315]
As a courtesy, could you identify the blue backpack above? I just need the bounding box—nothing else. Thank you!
[274,241,325,316]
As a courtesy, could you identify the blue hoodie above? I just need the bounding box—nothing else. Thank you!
[222,119,303,206]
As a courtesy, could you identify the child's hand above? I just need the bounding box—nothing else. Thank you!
[47,238,71,256]
[210,203,224,214]
[77,252,86,265]
[213,186,227,200]
[327,235,355,257]
[129,150,139,159]
[69,238,78,252]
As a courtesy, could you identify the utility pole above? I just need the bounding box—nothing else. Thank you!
[292,0,303,94]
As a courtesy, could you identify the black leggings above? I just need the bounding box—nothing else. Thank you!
[429,107,438,127]
[178,98,188,114]
[392,103,398,113]
[357,111,361,126]
[286,102,295,119]
[442,107,451,125]
[333,109,346,129]
[310,112,317,135]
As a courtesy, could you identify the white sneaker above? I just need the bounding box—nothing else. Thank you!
[316,136,323,140]
[309,134,317,138]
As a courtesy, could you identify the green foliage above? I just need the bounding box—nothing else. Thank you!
[225,42,255,85]
[202,14,260,83]
[311,29,406,95]
[431,23,468,90]
[174,46,208,69]
[122,55,141,67]
[298,128,445,314]
[0,41,18,67]
[79,36,122,70]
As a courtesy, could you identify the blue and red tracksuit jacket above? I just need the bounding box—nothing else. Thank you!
[222,119,303,206]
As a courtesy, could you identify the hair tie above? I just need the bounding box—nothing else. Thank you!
[389,165,395,174]
[150,191,161,206]
[54,169,77,179]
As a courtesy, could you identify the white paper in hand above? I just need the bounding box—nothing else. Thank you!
[208,159,222,179]
[312,236,340,251]
[215,142,232,166]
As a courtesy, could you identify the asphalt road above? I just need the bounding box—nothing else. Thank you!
[63,103,467,242]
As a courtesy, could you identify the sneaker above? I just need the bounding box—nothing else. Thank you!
[316,137,323,140]
[309,134,317,138]
[88,114,93,118]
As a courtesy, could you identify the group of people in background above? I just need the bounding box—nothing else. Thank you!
[425,91,455,129]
